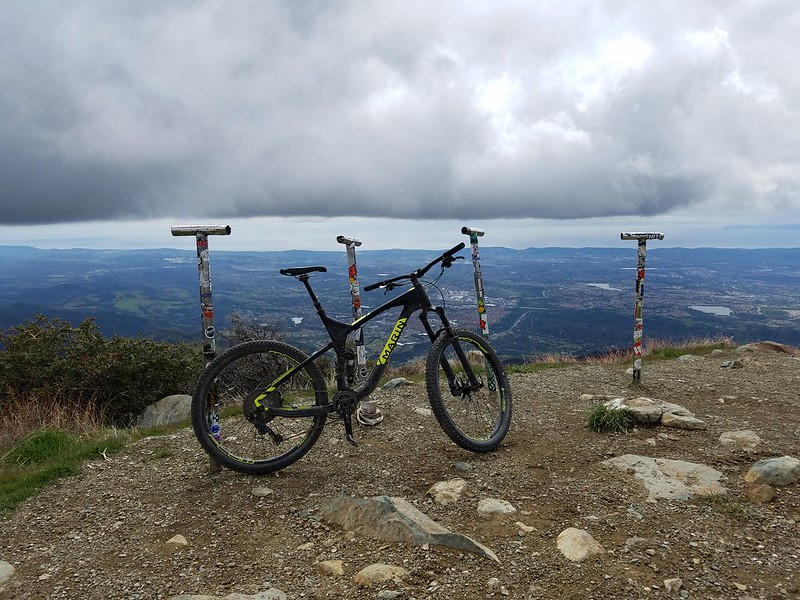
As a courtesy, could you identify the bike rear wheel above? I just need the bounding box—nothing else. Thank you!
[425,329,512,452]
[191,340,328,475]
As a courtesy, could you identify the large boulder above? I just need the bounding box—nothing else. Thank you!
[318,495,499,563]
[137,394,191,428]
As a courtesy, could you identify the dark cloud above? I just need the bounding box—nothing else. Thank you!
[1,1,798,225]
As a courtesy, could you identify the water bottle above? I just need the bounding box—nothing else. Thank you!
[210,410,221,442]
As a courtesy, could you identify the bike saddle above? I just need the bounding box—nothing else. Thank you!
[279,266,328,276]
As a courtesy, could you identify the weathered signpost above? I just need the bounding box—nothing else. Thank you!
[461,226,497,391]
[336,235,383,425]
[171,224,231,472]
[336,235,367,379]
[461,226,488,338]
[620,231,664,383]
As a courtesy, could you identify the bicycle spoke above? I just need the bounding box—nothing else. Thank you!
[426,330,512,452]
[192,340,328,474]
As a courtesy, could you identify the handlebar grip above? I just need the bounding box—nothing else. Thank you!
[364,281,382,292]
[446,241,466,255]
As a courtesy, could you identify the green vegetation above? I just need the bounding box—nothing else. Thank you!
[0,315,204,431]
[511,335,735,374]
[692,494,759,519]
[644,336,735,360]
[0,315,204,515]
[0,428,126,515]
[587,403,636,433]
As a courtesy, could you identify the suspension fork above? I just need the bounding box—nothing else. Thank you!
[420,307,482,391]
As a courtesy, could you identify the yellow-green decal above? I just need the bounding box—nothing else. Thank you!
[377,317,407,365]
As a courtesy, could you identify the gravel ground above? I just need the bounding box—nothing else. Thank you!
[1,344,799,600]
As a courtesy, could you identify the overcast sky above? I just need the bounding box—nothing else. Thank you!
[2,1,799,250]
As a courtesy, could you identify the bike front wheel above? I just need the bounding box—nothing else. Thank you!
[425,329,512,452]
[191,340,329,475]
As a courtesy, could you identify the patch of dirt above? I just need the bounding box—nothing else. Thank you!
[1,346,799,600]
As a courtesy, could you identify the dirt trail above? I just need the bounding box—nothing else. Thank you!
[1,345,799,599]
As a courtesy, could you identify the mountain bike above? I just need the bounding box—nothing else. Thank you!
[191,242,512,475]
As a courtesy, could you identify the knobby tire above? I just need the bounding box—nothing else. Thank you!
[191,340,328,475]
[425,329,512,452]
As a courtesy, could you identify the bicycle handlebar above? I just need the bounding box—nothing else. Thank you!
[364,242,466,292]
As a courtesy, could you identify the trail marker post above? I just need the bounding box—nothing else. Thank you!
[336,235,367,379]
[171,224,231,472]
[461,226,497,392]
[620,232,664,383]
[337,234,383,426]
[461,226,488,338]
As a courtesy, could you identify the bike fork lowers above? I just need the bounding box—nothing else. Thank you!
[421,307,482,394]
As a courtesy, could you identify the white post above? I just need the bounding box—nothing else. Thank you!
[620,232,664,382]
[171,224,231,472]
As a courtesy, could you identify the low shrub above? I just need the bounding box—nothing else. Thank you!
[587,403,636,433]
[0,315,204,432]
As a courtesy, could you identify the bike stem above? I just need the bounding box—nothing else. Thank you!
[620,232,664,383]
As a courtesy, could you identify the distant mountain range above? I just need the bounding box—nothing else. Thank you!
[1,245,798,363]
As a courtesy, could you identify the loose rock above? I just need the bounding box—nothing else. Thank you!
[719,430,761,448]
[382,377,413,389]
[137,394,192,428]
[316,560,345,576]
[318,495,499,562]
[0,560,15,585]
[353,563,408,586]
[603,454,727,500]
[428,478,467,505]
[746,484,776,504]
[477,498,517,517]
[556,528,605,562]
[661,412,707,431]
[744,456,800,486]
[165,534,189,549]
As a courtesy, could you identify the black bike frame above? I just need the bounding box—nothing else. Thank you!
[261,273,472,418]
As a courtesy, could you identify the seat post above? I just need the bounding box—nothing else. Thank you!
[299,275,324,315]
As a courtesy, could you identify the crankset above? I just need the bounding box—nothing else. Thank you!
[332,390,358,447]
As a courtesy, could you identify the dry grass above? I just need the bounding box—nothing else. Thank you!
[384,358,427,379]
[523,335,736,369]
[0,388,108,452]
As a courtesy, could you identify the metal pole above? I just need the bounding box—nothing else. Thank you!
[620,232,664,383]
[461,226,488,337]
[336,235,367,378]
[461,226,498,392]
[171,224,231,472]
[337,234,383,426]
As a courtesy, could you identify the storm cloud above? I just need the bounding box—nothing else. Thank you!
[1,1,798,225]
